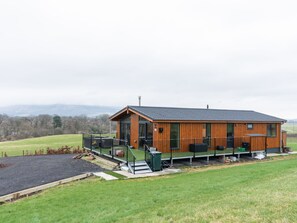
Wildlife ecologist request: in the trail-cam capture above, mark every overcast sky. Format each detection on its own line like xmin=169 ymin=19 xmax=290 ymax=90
xmin=1 ymin=1 xmax=297 ymax=118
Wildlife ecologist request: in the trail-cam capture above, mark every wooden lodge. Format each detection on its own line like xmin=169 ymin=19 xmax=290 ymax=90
xmin=110 ymin=106 xmax=287 ymax=154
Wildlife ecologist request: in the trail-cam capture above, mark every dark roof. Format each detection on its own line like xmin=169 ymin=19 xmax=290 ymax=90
xmin=125 ymin=106 xmax=286 ymax=123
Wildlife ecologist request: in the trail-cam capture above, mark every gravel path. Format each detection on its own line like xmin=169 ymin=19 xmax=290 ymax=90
xmin=0 ymin=154 xmax=103 ymax=196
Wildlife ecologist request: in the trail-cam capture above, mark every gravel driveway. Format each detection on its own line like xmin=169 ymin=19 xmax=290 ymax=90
xmin=0 ymin=154 xmax=103 ymax=196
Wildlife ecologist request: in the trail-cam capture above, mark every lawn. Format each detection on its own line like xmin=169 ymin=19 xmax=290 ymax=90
xmin=1 ymin=156 xmax=297 ymax=222
xmin=287 ymin=136 xmax=297 ymax=151
xmin=0 ymin=134 xmax=83 ymax=156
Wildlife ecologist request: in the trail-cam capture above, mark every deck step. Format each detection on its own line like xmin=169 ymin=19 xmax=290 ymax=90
xmin=134 ymin=169 xmax=153 ymax=174
xmin=130 ymin=163 xmax=149 ymax=167
xmin=133 ymin=166 xmax=151 ymax=171
xmin=128 ymin=161 xmax=152 ymax=174
xmin=129 ymin=161 xmax=147 ymax=165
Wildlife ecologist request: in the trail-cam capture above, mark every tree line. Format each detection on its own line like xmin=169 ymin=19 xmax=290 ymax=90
xmin=0 ymin=114 xmax=116 ymax=141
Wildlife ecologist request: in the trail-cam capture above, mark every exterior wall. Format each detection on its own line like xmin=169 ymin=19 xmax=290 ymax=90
xmin=211 ymin=123 xmax=227 ymax=149
xmin=116 ymin=121 xmax=120 ymax=139
xmin=180 ymin=123 xmax=204 ymax=152
xmin=152 ymin=122 xmax=283 ymax=153
xmin=116 ymin=113 xmax=283 ymax=152
xmin=234 ymin=123 xmax=266 ymax=151
xmin=234 ymin=123 xmax=281 ymax=151
xmin=266 ymin=123 xmax=281 ymax=149
xmin=250 ymin=136 xmax=266 ymax=151
xmin=153 ymin=123 xmax=171 ymax=153
xmin=130 ymin=114 xmax=139 ymax=149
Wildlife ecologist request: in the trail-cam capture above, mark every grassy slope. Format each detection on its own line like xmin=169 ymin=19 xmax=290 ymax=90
xmin=1 ymin=157 xmax=297 ymax=223
xmin=0 ymin=134 xmax=82 ymax=156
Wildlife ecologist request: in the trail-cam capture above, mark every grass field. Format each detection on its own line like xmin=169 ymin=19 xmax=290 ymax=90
xmin=0 ymin=134 xmax=83 ymax=156
xmin=283 ymin=122 xmax=297 ymax=134
xmin=287 ymin=136 xmax=297 ymax=151
xmin=1 ymin=156 xmax=297 ymax=222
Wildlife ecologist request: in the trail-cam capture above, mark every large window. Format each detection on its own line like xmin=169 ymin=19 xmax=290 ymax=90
xmin=267 ymin=124 xmax=276 ymax=137
xmin=138 ymin=122 xmax=153 ymax=148
xmin=120 ymin=116 xmax=131 ymax=145
xmin=203 ymin=123 xmax=211 ymax=147
xmin=120 ymin=123 xmax=130 ymax=144
xmin=170 ymin=123 xmax=180 ymax=149
xmin=227 ymin=124 xmax=234 ymax=137
xmin=227 ymin=123 xmax=234 ymax=148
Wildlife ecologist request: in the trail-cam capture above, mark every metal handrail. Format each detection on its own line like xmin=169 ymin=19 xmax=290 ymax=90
xmin=144 ymin=143 xmax=155 ymax=171
xmin=126 ymin=145 xmax=136 ymax=174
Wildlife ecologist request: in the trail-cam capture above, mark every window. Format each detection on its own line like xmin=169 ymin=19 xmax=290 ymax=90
xmin=206 ymin=123 xmax=211 ymax=138
xmin=227 ymin=124 xmax=234 ymax=137
xmin=170 ymin=123 xmax=180 ymax=149
xmin=203 ymin=123 xmax=211 ymax=147
xmin=267 ymin=124 xmax=276 ymax=137
xmin=120 ymin=116 xmax=131 ymax=145
xmin=227 ymin=124 xmax=234 ymax=148
xmin=247 ymin=123 xmax=253 ymax=130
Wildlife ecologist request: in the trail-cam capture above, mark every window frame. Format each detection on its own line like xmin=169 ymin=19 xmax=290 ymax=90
xmin=267 ymin=123 xmax=277 ymax=137
xmin=203 ymin=123 xmax=211 ymax=147
xmin=170 ymin=123 xmax=180 ymax=149
xmin=247 ymin=123 xmax=253 ymax=130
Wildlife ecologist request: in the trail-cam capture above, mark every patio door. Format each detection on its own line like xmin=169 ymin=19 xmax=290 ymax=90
xmin=120 ymin=123 xmax=131 ymax=145
xmin=139 ymin=122 xmax=153 ymax=148
xmin=227 ymin=124 xmax=234 ymax=148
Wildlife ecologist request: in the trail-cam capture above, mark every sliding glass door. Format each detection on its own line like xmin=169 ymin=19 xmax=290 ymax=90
xmin=139 ymin=121 xmax=153 ymax=148
xmin=120 ymin=117 xmax=131 ymax=145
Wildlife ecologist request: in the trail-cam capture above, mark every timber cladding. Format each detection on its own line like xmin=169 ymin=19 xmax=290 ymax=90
xmin=153 ymin=123 xmax=171 ymax=153
xmin=130 ymin=114 xmax=139 ymax=149
xmin=234 ymin=123 xmax=281 ymax=150
xmin=152 ymin=122 xmax=282 ymax=152
xmin=180 ymin=123 xmax=204 ymax=152
xmin=112 ymin=106 xmax=285 ymax=153
xmin=116 ymin=121 xmax=120 ymax=139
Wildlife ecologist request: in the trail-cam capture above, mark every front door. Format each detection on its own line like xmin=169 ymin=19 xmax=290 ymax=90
xmin=227 ymin=123 xmax=234 ymax=148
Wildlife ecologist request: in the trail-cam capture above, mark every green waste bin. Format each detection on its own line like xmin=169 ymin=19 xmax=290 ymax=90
xmin=150 ymin=151 xmax=162 ymax=171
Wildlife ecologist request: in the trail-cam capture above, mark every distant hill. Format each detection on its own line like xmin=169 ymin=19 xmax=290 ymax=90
xmin=0 ymin=104 xmax=119 ymax=117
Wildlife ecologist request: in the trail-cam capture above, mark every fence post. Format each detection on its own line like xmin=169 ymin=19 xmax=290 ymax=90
xmin=133 ymin=156 xmax=135 ymax=174
xmin=265 ymin=136 xmax=268 ymax=156
xmin=126 ymin=145 xmax=129 ymax=164
xmin=82 ymin=133 xmax=84 ymax=149
xmin=194 ymin=138 xmax=196 ymax=158
xmin=214 ymin=138 xmax=216 ymax=156
xmin=111 ymin=139 xmax=114 ymax=159
xmin=249 ymin=136 xmax=252 ymax=154
xmin=144 ymin=144 xmax=147 ymax=161
xmin=233 ymin=139 xmax=235 ymax=155
xmin=170 ymin=147 xmax=173 ymax=166
xmin=90 ymin=135 xmax=93 ymax=151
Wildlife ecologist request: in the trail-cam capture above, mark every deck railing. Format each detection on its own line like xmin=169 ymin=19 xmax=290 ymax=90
xmin=126 ymin=146 xmax=136 ymax=174
xmin=83 ymin=134 xmax=267 ymax=169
